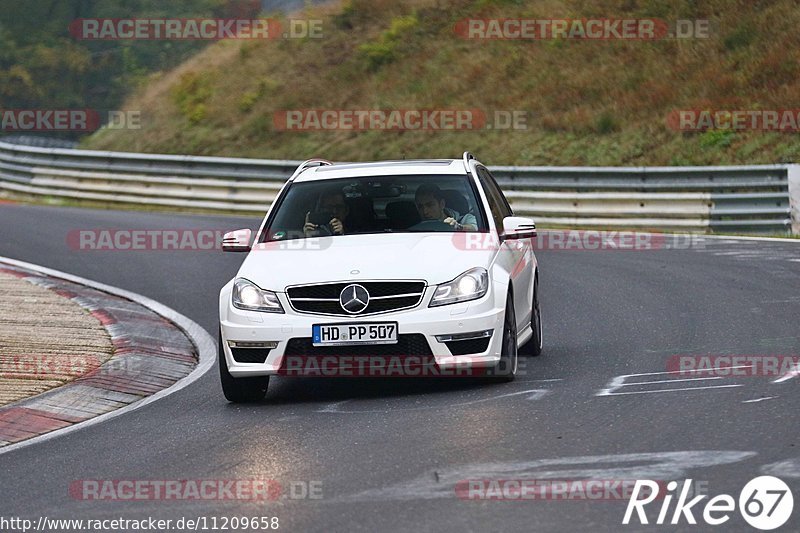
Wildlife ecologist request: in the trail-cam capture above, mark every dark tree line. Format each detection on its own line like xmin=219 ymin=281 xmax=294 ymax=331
xmin=0 ymin=0 xmax=260 ymax=119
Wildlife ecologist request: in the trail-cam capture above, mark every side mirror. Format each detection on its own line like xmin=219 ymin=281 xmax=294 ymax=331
xmin=501 ymin=216 xmax=536 ymax=241
xmin=222 ymin=229 xmax=252 ymax=252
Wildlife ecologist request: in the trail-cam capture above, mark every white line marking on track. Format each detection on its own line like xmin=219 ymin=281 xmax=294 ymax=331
xmin=600 ymin=384 xmax=743 ymax=396
xmin=338 ymin=450 xmax=757 ymax=502
xmin=742 ymin=397 xmax=778 ymax=403
xmin=596 ymin=367 xmax=751 ymax=396
xmin=633 ymin=376 xmax=724 ymax=385
xmin=761 ymin=458 xmax=800 ymax=478
xmin=773 ymin=362 xmax=799 ymax=383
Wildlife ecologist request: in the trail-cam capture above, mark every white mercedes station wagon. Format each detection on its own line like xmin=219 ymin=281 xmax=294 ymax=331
xmin=218 ymin=153 xmax=542 ymax=402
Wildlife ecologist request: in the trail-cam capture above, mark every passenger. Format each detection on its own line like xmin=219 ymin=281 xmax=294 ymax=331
xmin=414 ymin=184 xmax=477 ymax=231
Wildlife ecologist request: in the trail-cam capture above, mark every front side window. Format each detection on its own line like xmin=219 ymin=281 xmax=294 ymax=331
xmin=261 ymin=175 xmax=488 ymax=241
xmin=477 ymin=167 xmax=511 ymax=230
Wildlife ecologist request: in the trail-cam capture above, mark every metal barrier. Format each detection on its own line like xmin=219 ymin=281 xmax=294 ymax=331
xmin=1 ymin=140 xmax=797 ymax=234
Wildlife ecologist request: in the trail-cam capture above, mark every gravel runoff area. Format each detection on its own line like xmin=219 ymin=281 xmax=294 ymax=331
xmin=0 ymin=270 xmax=114 ymax=406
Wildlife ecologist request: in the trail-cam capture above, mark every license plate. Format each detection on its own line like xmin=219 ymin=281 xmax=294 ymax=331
xmin=312 ymin=322 xmax=398 ymax=346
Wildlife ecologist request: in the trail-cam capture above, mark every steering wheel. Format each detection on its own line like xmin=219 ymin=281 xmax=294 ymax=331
xmin=408 ymin=219 xmax=453 ymax=232
xmin=317 ymin=223 xmax=334 ymax=236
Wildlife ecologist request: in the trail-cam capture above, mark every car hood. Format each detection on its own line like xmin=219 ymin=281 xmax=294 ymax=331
xmin=238 ymin=232 xmax=496 ymax=291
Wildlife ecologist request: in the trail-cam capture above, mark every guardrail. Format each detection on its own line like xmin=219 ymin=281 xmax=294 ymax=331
xmin=1 ymin=140 xmax=797 ymax=234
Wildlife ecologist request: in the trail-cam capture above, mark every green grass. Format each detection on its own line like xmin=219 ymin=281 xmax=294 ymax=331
xmin=81 ymin=0 xmax=800 ymax=166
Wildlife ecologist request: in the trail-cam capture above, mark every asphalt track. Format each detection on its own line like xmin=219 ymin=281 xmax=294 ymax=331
xmin=0 ymin=203 xmax=798 ymax=532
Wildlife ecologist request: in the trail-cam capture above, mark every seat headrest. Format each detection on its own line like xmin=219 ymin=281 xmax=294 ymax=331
xmin=385 ymin=201 xmax=421 ymax=230
xmin=440 ymin=189 xmax=469 ymax=216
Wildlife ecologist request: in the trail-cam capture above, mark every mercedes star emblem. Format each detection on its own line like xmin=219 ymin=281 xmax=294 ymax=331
xmin=340 ymin=284 xmax=369 ymax=314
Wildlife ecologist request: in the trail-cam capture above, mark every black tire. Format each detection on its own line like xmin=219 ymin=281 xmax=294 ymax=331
xmin=522 ymin=276 xmax=543 ymax=357
xmin=487 ymin=292 xmax=518 ymax=382
xmin=219 ymin=329 xmax=269 ymax=403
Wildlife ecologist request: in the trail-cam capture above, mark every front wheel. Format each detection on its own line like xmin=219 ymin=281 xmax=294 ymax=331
xmin=219 ymin=329 xmax=269 ymax=403
xmin=487 ymin=292 xmax=517 ymax=382
xmin=522 ymin=277 xmax=543 ymax=357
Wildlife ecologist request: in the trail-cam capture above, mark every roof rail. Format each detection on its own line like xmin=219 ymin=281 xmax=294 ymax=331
xmin=289 ymin=158 xmax=332 ymax=180
xmin=462 ymin=151 xmax=476 ymax=173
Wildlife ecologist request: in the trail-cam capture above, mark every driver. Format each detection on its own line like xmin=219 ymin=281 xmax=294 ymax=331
xmin=414 ymin=184 xmax=477 ymax=231
xmin=303 ymin=190 xmax=349 ymax=237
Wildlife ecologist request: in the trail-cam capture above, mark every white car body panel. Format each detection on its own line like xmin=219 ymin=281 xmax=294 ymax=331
xmin=238 ymin=233 xmax=497 ymax=289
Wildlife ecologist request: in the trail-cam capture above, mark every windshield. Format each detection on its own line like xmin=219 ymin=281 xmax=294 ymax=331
xmin=262 ymin=174 xmax=488 ymax=241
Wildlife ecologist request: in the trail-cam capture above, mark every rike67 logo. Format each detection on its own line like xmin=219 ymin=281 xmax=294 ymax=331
xmin=623 ymin=476 xmax=794 ymax=530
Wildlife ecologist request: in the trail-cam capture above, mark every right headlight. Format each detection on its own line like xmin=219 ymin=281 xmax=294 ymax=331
xmin=429 ymin=267 xmax=489 ymax=307
xmin=232 ymin=278 xmax=284 ymax=313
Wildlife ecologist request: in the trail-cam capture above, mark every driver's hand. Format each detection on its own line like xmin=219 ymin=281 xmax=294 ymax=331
xmin=303 ymin=212 xmax=318 ymax=234
xmin=443 ymin=217 xmax=464 ymax=231
xmin=330 ymin=218 xmax=344 ymax=235
xmin=444 ymin=216 xmax=464 ymax=228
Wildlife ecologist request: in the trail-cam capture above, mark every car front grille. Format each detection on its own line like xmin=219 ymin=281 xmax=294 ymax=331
xmin=286 ymin=281 xmax=425 ymax=316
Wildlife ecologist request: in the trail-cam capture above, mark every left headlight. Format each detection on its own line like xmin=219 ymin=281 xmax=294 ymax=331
xmin=429 ymin=267 xmax=489 ymax=307
xmin=232 ymin=278 xmax=284 ymax=313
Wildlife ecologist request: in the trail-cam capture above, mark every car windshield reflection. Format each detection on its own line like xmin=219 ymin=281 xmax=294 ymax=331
xmin=264 ymin=175 xmax=487 ymax=241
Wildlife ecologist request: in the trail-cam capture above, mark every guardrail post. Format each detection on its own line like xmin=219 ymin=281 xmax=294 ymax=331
xmin=789 ymin=164 xmax=800 ymax=235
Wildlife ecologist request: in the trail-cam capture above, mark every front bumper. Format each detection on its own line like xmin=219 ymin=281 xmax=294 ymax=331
xmin=219 ymin=284 xmax=506 ymax=377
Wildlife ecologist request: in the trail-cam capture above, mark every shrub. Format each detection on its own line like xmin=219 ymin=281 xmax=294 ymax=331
xmin=171 ymin=72 xmax=213 ymax=124
xmin=358 ymin=13 xmax=419 ymax=71
xmin=699 ymin=129 xmax=734 ymax=149
xmin=595 ymin=112 xmax=620 ymax=134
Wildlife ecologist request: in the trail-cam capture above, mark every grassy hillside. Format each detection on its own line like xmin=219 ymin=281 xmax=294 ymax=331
xmin=83 ymin=0 xmax=800 ymax=166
